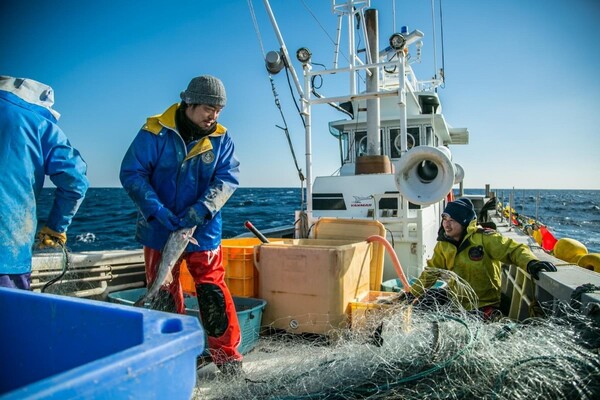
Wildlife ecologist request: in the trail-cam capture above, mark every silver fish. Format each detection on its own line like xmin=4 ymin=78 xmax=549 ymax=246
xmin=134 ymin=226 xmax=198 ymax=307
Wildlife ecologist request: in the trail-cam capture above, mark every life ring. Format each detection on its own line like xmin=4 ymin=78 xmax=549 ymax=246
xmin=553 ymin=238 xmax=588 ymax=264
xmin=577 ymin=253 xmax=600 ymax=273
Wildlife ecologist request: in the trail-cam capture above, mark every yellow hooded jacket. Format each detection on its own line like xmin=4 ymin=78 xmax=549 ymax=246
xmin=412 ymin=219 xmax=537 ymax=310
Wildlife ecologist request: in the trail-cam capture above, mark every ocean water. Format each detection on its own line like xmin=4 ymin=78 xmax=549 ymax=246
xmin=35 ymin=188 xmax=600 ymax=254
xmin=35 ymin=187 xmax=301 ymax=252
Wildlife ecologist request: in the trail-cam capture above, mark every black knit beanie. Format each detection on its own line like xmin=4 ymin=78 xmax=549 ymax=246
xmin=442 ymin=198 xmax=476 ymax=226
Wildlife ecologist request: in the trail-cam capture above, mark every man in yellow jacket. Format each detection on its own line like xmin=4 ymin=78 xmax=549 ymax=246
xmin=410 ymin=198 xmax=556 ymax=318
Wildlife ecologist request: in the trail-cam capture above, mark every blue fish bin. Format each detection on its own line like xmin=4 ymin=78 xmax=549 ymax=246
xmin=107 ymin=288 xmax=266 ymax=356
xmin=0 ymin=287 xmax=204 ymax=400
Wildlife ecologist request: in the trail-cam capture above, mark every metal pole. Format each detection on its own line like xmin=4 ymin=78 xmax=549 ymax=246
xmin=303 ymin=63 xmax=313 ymax=221
xmin=509 ymin=188 xmax=514 ymax=230
xmin=262 ymin=0 xmax=304 ymax=97
xmin=536 ymin=190 xmax=539 ymax=222
xmin=365 ymin=9 xmax=381 ymax=156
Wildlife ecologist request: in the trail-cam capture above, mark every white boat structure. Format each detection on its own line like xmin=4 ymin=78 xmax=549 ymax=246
xmin=28 ymin=1 xmax=599 ymax=398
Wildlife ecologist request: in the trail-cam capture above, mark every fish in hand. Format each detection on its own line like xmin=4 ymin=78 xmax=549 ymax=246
xmin=134 ymin=226 xmax=198 ymax=307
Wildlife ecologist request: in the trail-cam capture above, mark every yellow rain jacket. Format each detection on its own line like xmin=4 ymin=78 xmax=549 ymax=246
xmin=412 ymin=220 xmax=537 ymax=310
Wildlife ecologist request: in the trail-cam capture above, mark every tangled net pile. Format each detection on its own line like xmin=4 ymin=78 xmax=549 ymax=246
xmin=196 ymin=272 xmax=600 ymax=399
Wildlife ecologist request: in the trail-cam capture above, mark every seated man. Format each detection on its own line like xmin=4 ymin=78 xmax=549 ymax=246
xmin=410 ymin=198 xmax=556 ymax=319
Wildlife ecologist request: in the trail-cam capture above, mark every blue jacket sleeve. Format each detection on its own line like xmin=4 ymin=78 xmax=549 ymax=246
xmin=119 ymin=129 xmax=168 ymax=220
xmin=42 ymin=123 xmax=89 ymax=233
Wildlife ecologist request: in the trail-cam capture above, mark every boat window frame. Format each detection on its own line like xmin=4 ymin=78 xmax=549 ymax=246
xmin=348 ymin=129 xmax=384 ymax=162
xmin=389 ymin=125 xmax=421 ymax=159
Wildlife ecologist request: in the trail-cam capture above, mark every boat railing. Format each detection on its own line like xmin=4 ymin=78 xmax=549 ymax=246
xmin=31 ymin=250 xmax=146 ymax=299
xmin=490 ymin=209 xmax=600 ymax=323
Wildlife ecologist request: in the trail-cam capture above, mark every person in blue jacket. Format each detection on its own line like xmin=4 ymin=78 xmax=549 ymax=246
xmin=0 ymin=76 xmax=89 ymax=290
xmin=120 ymin=75 xmax=242 ymax=374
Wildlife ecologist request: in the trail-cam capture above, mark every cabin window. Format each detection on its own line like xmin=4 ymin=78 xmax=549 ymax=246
xmin=353 ymin=130 xmax=383 ymax=160
xmin=390 ymin=126 xmax=420 ymax=158
xmin=341 ymin=131 xmax=350 ymax=162
xmin=355 ymin=131 xmax=368 ymax=158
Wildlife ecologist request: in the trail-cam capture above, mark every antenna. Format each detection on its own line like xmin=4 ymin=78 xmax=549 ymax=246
xmin=431 ymin=0 xmax=438 ymax=81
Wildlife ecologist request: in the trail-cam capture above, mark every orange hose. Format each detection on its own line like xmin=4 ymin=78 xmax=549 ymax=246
xmin=366 ymin=235 xmax=411 ymax=293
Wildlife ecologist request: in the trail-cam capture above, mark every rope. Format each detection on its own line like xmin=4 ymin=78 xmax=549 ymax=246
xmin=41 ymin=242 xmax=71 ymax=292
xmin=271 ymin=77 xmax=304 ymax=184
xmin=247 ymin=1 xmax=305 ymax=188
xmin=570 ymin=283 xmax=600 ymax=310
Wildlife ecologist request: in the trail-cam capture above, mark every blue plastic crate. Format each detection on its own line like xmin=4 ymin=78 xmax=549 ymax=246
xmin=108 ymin=288 xmax=266 ymax=355
xmin=0 ymin=287 xmax=204 ymax=400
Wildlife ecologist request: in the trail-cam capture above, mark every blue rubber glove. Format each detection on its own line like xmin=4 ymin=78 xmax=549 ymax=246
xmin=527 ymin=260 xmax=557 ymax=280
xmin=153 ymin=207 xmax=179 ymax=231
xmin=178 ymin=206 xmax=210 ymax=229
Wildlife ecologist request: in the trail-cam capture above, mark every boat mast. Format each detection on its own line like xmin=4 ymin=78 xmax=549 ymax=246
xmin=262 ymin=0 xmax=408 ymax=223
xmin=365 ymin=8 xmax=381 ymax=156
xmin=262 ymin=0 xmax=313 ymax=220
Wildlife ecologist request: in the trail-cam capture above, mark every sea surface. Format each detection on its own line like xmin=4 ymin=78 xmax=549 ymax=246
xmin=35 ymin=188 xmax=600 ymax=254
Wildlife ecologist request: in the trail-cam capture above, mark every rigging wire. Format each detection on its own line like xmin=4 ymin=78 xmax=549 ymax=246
xmin=272 ymin=76 xmax=305 ymax=184
xmin=299 ymin=0 xmax=350 ymax=65
xmin=284 ymin=65 xmax=306 ymax=128
xmin=247 ymin=0 xmax=306 ymax=216
xmin=439 ymin=0 xmax=446 ymax=87
xmin=392 ymin=0 xmax=396 ymax=32
xmin=247 ymin=0 xmax=266 ymax=58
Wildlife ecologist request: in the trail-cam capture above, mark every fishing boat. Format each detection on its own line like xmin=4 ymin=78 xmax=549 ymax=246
xmin=15 ymin=0 xmax=600 ymax=398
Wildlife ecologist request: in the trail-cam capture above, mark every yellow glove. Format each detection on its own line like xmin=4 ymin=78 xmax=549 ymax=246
xmin=36 ymin=226 xmax=67 ymax=249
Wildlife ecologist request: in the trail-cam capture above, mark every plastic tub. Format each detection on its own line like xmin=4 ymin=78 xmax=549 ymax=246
xmin=180 ymin=237 xmax=284 ymax=297
xmin=347 ymin=290 xmax=402 ymax=330
xmin=0 ymin=287 xmax=203 ymax=400
xmin=381 ymin=277 xmax=447 ymax=292
xmin=108 ymin=288 xmax=266 ymax=355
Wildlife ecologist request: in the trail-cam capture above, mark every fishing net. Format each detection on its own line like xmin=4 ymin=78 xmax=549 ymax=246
xmin=195 ymin=271 xmax=600 ymax=399
xmin=30 ymin=245 xmax=146 ymax=300
xmin=30 ymin=246 xmax=99 ymax=297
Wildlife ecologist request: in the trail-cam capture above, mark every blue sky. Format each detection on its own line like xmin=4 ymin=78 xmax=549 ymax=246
xmin=2 ymin=0 xmax=599 ymax=189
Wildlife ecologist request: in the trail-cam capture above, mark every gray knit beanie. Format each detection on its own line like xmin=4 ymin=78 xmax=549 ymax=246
xmin=180 ymin=75 xmax=226 ymax=107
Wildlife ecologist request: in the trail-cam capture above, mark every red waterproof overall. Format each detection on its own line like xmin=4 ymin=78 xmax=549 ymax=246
xmin=144 ymin=246 xmax=242 ymax=365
